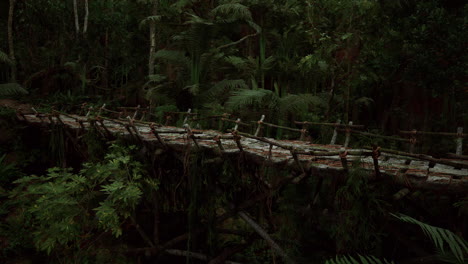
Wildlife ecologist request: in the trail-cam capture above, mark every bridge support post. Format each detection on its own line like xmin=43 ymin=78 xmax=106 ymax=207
xmin=183 ymin=124 xmax=199 ymax=149
xmin=150 ymin=123 xmax=167 ymax=149
xmin=213 ymin=135 xmax=224 ymax=151
xmin=339 ymin=151 xmax=349 ymax=173
xmin=232 ymin=131 xmax=243 ymax=152
xmin=372 ymin=146 xmax=381 ymax=179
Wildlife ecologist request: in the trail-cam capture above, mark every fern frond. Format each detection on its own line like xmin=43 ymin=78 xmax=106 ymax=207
xmin=226 ymin=88 xmax=277 ymax=110
xmin=224 ymin=56 xmax=247 ymax=68
xmin=247 ymin=20 xmax=262 ymax=33
xmin=144 ymin=83 xmax=173 ymax=104
xmin=139 ymin=15 xmax=162 ymax=29
xmin=147 ymin=74 xmax=167 ymax=83
xmin=212 ymin=3 xmax=253 ymax=23
xmin=278 ymin=94 xmax=326 ymax=118
xmin=0 ymin=83 xmax=28 ymax=96
xmin=325 ymin=255 xmax=394 ymax=264
xmin=0 ymin=51 xmax=12 ymax=65
xmin=202 ymin=79 xmax=247 ymax=102
xmin=392 ymin=213 xmax=468 ymax=264
xmin=261 ymin=56 xmax=276 ymax=71
xmin=154 ymin=49 xmax=189 ymax=66
xmin=185 ymin=14 xmax=214 ymax=26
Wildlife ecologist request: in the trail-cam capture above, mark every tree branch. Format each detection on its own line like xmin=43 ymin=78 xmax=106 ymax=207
xmin=238 ymin=211 xmax=296 ymax=264
xmin=216 ymin=33 xmax=259 ymax=50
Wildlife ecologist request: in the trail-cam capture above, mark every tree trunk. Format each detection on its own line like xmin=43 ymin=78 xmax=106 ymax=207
xmin=148 ymin=0 xmax=158 ymax=76
xmin=8 ymin=0 xmax=17 ymax=82
xmin=73 ymin=0 xmax=80 ymax=34
xmin=83 ymin=0 xmax=89 ymax=35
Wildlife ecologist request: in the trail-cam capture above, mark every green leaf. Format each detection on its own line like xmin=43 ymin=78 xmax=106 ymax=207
xmin=0 ymin=50 xmax=12 ymax=65
xmin=392 ymin=213 xmax=468 ymax=263
xmin=0 ymin=83 xmax=28 ymax=96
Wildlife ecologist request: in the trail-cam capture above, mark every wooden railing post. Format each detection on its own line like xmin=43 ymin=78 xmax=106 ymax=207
xmin=86 ymin=106 xmax=93 ymax=117
xmin=456 ymin=127 xmax=463 ymax=155
xmin=182 ymin=108 xmax=191 ymax=126
xmin=132 ymin=105 xmax=141 ymax=120
xmin=299 ymin=122 xmax=307 ymax=141
xmin=97 ymin=103 xmax=106 ymax=116
xmin=330 ymin=119 xmax=341 ymax=145
xmin=233 ymin=118 xmax=241 ymax=131
xmin=344 ymin=121 xmax=353 ymax=148
xmin=409 ymin=129 xmax=417 ymax=154
xmin=254 ymin=115 xmax=265 ymax=137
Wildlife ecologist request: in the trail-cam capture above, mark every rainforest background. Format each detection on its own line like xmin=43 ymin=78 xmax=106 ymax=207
xmin=0 ymin=0 xmax=467 ymax=263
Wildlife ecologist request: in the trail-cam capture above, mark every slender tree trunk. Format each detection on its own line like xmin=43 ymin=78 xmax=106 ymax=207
xmin=73 ymin=0 xmax=80 ymax=34
xmin=8 ymin=0 xmax=17 ymax=82
xmin=148 ymin=0 xmax=158 ymax=76
xmin=83 ymin=0 xmax=89 ymax=35
xmin=103 ymin=29 xmax=109 ymax=90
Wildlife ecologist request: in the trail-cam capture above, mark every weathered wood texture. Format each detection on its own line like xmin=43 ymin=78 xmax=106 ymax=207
xmin=16 ymin=112 xmax=468 ymax=193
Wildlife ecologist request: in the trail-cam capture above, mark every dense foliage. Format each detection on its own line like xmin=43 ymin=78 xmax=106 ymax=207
xmin=0 ymin=0 xmax=467 ymax=263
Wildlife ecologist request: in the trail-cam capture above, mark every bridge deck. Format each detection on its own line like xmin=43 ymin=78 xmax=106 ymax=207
xmin=11 ymin=111 xmax=468 ymax=192
xmin=17 ymin=113 xmax=468 ymax=192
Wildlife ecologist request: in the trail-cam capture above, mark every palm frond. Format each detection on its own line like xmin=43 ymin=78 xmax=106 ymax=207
xmin=392 ymin=213 xmax=468 ymax=264
xmin=154 ymin=49 xmax=189 ymax=66
xmin=325 ymin=255 xmax=395 ymax=264
xmin=212 ymin=3 xmax=253 ymax=23
xmin=226 ymin=88 xmax=277 ymax=110
xmin=0 ymin=51 xmax=12 ymax=65
xmin=0 ymin=83 xmax=29 ymax=96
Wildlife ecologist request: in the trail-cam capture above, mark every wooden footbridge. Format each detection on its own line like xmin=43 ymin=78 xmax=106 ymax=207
xmin=10 ymin=102 xmax=468 ymax=193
